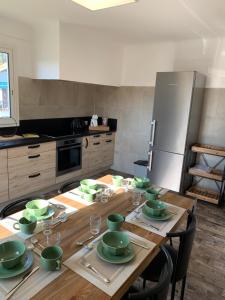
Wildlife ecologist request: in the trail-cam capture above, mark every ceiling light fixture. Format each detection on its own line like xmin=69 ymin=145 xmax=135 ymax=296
xmin=71 ymin=0 xmax=137 ymax=11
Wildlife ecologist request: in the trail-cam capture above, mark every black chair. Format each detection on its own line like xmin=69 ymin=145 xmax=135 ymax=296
xmin=0 ymin=197 xmax=34 ymax=219
xmin=58 ymin=180 xmax=79 ymax=194
xmin=141 ymin=210 xmax=196 ymax=300
xmin=124 ymin=245 xmax=173 ymax=300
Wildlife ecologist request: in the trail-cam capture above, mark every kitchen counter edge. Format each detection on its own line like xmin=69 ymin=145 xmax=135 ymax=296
xmin=0 ymin=130 xmax=116 ymax=150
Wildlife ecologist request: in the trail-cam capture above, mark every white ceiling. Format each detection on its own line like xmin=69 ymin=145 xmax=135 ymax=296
xmin=1 ymin=0 xmax=225 ymax=42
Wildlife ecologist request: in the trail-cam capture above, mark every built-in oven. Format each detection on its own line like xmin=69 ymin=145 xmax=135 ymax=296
xmin=56 ymin=137 xmax=82 ymax=176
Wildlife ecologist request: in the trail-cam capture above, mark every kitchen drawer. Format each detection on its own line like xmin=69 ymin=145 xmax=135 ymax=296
xmin=89 ymin=134 xmax=103 ymax=141
xmin=8 ymin=142 xmax=56 ymax=158
xmin=9 ymin=168 xmax=56 ymax=199
xmin=88 ymin=140 xmax=103 ymax=152
xmin=0 ymin=173 xmax=9 ymax=203
xmin=102 ymin=132 xmax=115 ymax=141
xmin=0 ymin=149 xmax=7 ymax=175
xmin=8 ymin=150 xmax=56 ymax=179
xmin=103 ymin=141 xmax=115 ymax=153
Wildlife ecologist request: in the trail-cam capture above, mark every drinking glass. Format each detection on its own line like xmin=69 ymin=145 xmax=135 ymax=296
xmin=123 ymin=179 xmax=133 ymax=192
xmin=132 ymin=191 xmax=142 ymax=207
xmin=48 ymin=232 xmax=61 ymax=246
xmin=42 ymin=220 xmax=53 ymax=246
xmin=90 ymin=215 xmax=101 ymax=235
xmin=102 ymin=188 xmax=113 ymax=203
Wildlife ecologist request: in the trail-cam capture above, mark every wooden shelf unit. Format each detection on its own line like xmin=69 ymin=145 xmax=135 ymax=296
xmin=192 ymin=144 xmax=225 ymax=157
xmin=188 ymin=167 xmax=223 ymax=182
xmin=186 ymin=143 xmax=225 ymax=206
xmin=186 ymin=186 xmax=219 ymax=205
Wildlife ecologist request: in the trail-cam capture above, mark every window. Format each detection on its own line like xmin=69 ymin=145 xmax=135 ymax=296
xmin=0 ymin=48 xmax=19 ymax=127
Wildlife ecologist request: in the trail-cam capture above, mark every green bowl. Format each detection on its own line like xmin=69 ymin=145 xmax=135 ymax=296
xmin=133 ymin=177 xmax=150 ymax=188
xmin=144 ymin=200 xmax=167 ymax=217
xmin=145 ymin=188 xmax=159 ymax=201
xmin=79 ymin=186 xmax=98 ymax=202
xmin=0 ymin=240 xmax=26 ymax=269
xmin=112 ymin=176 xmax=124 ymax=187
xmin=80 ymin=179 xmax=98 ymax=190
xmin=102 ymin=231 xmax=130 ymax=256
xmin=26 ymin=199 xmax=49 ymax=217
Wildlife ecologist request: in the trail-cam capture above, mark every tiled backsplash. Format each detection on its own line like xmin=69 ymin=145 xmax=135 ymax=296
xmin=18 ymin=77 xmax=96 ymax=119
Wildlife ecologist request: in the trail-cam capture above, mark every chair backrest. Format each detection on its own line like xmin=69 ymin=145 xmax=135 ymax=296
xmin=128 ymin=245 xmax=173 ymax=300
xmin=175 ymin=210 xmax=196 ymax=281
xmin=0 ymin=197 xmax=33 ymax=219
xmin=58 ymin=180 xmax=79 ymax=194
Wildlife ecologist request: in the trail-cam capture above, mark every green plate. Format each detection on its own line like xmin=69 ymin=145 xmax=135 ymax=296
xmin=96 ymin=241 xmax=135 ymax=264
xmin=0 ymin=251 xmax=34 ymax=279
xmin=23 ymin=206 xmax=55 ymax=221
xmin=142 ymin=206 xmax=173 ymax=221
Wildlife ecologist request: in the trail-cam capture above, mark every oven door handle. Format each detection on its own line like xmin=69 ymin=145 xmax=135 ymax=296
xmin=58 ymin=145 xmax=81 ymax=151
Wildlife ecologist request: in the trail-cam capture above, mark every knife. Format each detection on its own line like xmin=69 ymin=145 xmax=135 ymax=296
xmin=129 ymin=238 xmax=150 ymax=249
xmin=5 ymin=266 xmax=40 ymax=299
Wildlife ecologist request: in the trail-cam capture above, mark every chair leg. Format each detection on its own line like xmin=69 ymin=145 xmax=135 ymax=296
xmin=180 ymin=276 xmax=187 ymax=300
xmin=143 ymin=279 xmax=146 ymax=289
xmin=171 ymin=280 xmax=176 ymax=300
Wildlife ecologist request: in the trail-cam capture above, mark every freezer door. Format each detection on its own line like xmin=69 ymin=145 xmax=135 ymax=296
xmin=148 ymin=150 xmax=184 ymax=192
xmin=152 ymin=72 xmax=195 ymax=154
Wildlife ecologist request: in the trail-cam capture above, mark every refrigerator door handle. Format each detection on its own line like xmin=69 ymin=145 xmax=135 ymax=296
xmin=147 ymin=151 xmax=153 ymax=171
xmin=149 ymin=120 xmax=156 ymax=146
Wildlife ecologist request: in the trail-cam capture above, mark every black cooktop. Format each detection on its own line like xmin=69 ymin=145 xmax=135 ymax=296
xmin=45 ymin=131 xmax=82 ymax=140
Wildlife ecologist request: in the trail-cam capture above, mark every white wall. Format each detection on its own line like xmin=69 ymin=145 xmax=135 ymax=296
xmin=121 ymin=37 xmax=225 ymax=88
xmin=0 ymin=16 xmax=33 ymax=78
xmin=32 ymin=21 xmax=60 ymax=79
xmin=60 ymin=23 xmax=123 ymax=86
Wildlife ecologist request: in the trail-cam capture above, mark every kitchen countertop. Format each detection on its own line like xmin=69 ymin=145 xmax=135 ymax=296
xmin=0 ymin=130 xmax=115 ymax=150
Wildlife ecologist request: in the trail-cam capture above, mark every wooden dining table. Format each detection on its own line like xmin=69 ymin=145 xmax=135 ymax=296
xmin=0 ymin=175 xmax=193 ymax=300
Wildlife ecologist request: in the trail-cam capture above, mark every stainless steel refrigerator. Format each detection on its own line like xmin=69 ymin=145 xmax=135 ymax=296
xmin=148 ymin=71 xmax=205 ymax=193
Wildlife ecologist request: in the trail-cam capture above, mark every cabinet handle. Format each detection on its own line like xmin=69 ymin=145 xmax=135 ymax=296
xmin=28 ymin=173 xmax=41 ymax=178
xmin=93 ymin=142 xmax=100 ymax=145
xmin=85 ymin=138 xmax=88 ymax=149
xmin=106 ymin=133 xmax=112 ymax=136
xmin=147 ymin=151 xmax=153 ymax=171
xmin=105 ymin=140 xmax=112 ymax=143
xmin=28 ymin=154 xmax=40 ymax=159
xmin=28 ymin=145 xmax=40 ymax=149
xmin=149 ymin=120 xmax=156 ymax=147
xmin=93 ymin=135 xmax=100 ymax=138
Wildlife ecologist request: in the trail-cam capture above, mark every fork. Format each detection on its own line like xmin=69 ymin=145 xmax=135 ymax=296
xmin=81 ymin=259 xmax=110 ymax=283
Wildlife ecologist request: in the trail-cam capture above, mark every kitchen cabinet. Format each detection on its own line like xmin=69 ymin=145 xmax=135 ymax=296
xmin=0 ymin=150 xmax=9 ymax=203
xmin=83 ymin=132 xmax=115 ymax=173
xmin=8 ymin=142 xmax=56 ymax=199
xmin=8 ymin=142 xmax=56 ymax=158
xmin=0 ymin=132 xmax=115 ymax=203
